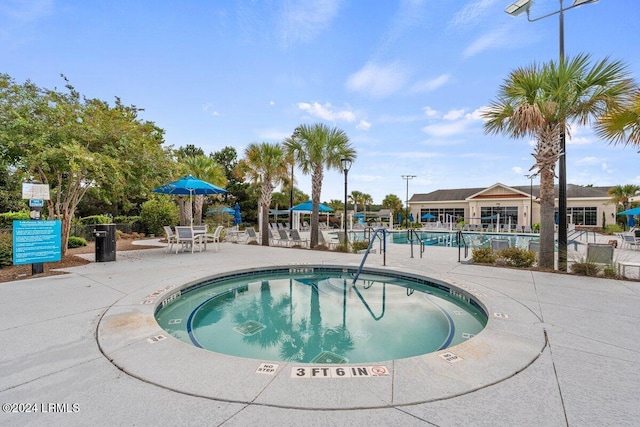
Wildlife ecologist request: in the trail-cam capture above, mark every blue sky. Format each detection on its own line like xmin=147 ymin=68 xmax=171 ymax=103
xmin=2 ymin=0 xmax=639 ymax=204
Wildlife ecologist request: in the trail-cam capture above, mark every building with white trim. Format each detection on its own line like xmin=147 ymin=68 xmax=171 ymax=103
xmin=408 ymin=183 xmax=615 ymax=229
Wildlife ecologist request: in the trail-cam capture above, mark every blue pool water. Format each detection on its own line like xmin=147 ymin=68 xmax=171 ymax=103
xmin=155 ymin=267 xmax=487 ymax=364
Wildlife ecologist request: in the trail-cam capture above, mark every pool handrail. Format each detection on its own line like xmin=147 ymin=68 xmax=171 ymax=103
xmin=352 ymin=228 xmax=387 ymax=285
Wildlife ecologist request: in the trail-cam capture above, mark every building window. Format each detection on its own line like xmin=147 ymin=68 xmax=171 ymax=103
xmin=420 ymin=208 xmax=464 ymax=223
xmin=480 ymin=206 xmax=518 ymax=226
xmin=568 ymin=207 xmax=597 ymax=226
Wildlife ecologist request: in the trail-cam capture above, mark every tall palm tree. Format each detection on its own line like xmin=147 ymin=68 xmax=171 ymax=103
xmin=284 ymin=123 xmax=356 ymax=248
xmin=183 ymin=155 xmax=227 ymax=225
xmin=349 ymin=190 xmax=364 ymax=216
xmin=236 ymin=142 xmax=289 ymax=245
xmin=382 ymin=194 xmax=403 ymax=226
xmin=596 ymin=88 xmax=640 ymax=147
xmin=483 ymin=54 xmax=633 ymax=269
xmin=361 ymin=193 xmax=373 ymax=222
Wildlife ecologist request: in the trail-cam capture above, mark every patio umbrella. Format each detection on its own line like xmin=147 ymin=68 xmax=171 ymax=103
xmin=233 ymin=202 xmax=242 ymax=226
xmin=152 ymin=175 xmax=227 ymax=225
xmin=421 ymin=213 xmax=436 ymax=220
xmin=291 ymin=200 xmax=333 ymax=212
xmin=409 ymin=213 xmax=414 ymax=223
xmin=618 ymin=206 xmax=640 ymax=216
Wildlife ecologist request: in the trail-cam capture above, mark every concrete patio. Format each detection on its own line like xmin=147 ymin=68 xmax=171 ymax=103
xmin=1 ymin=233 xmax=638 ymax=426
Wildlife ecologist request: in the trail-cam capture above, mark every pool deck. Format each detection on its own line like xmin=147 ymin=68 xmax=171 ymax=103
xmin=1 ymin=233 xmax=639 ymax=426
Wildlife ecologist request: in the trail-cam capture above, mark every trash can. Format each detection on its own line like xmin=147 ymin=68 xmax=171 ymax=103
xmin=94 ymin=224 xmax=116 ymax=262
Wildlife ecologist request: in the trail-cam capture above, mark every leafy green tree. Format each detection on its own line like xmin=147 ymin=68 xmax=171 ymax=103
xmin=183 ymin=155 xmax=227 ymax=225
xmin=382 ymin=194 xmax=403 ymax=226
xmin=284 ymin=123 xmax=356 ymax=247
xmin=140 ymin=197 xmax=179 ymax=237
xmin=0 ymin=74 xmax=172 ymax=254
xmin=236 ymin=143 xmax=289 ymax=245
xmin=483 ymin=54 xmax=633 ymax=270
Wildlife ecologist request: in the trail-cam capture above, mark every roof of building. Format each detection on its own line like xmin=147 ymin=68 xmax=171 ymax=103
xmin=409 ymin=184 xmax=612 ymax=202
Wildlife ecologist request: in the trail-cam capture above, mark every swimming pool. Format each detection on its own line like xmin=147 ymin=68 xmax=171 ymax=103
xmin=349 ymin=229 xmax=539 ymax=249
xmin=155 ymin=266 xmax=487 ymax=364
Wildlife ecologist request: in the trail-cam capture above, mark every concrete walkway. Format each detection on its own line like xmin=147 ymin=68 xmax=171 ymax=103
xmin=1 ymin=235 xmax=638 ymax=426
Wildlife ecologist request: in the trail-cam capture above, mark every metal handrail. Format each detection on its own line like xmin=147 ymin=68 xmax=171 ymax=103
xmin=457 ymin=230 xmax=469 ymax=262
xmin=352 ymin=228 xmax=387 ymax=285
xmin=406 ymin=228 xmax=425 ymax=258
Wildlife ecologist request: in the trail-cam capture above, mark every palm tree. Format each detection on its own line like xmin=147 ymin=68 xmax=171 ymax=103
xmin=236 ymin=143 xmax=289 ymax=245
xmin=382 ymin=194 xmax=403 ymax=226
xmin=596 ymin=88 xmax=640 ymax=147
xmin=608 ymin=184 xmax=640 ymax=228
xmin=483 ymin=54 xmax=633 ymax=270
xmin=361 ymin=193 xmax=373 ymax=222
xmin=349 ymin=190 xmax=364 ymax=216
xmin=284 ymin=123 xmax=356 ymax=248
xmin=183 ymin=155 xmax=227 ymax=225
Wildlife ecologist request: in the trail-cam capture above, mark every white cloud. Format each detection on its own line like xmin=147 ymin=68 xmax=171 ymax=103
xmin=412 ymin=74 xmax=450 ymax=93
xmin=450 ymin=0 xmax=498 ymax=28
xmin=575 ymin=156 xmax=600 ymax=165
xmin=443 ymin=109 xmax=465 ymax=120
xmin=423 ymin=106 xmax=439 ymax=118
xmin=512 ymin=166 xmax=524 ymax=174
xmin=269 ymin=101 xmax=275 ymax=106
xmin=345 ymin=61 xmax=410 ymax=98
xmin=462 ymin=25 xmax=512 ymax=58
xmin=357 ymin=119 xmax=371 ymax=131
xmin=278 ymin=0 xmax=341 ymax=46
xmin=422 ymin=121 xmax=472 ymax=137
xmin=297 ymin=101 xmax=356 ymax=122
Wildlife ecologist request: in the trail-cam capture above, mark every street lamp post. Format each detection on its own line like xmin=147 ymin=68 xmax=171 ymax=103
xmin=402 ymin=175 xmax=416 ymax=229
xmin=505 ymin=0 xmax=598 ymax=271
xmin=341 ymin=158 xmax=352 ymax=246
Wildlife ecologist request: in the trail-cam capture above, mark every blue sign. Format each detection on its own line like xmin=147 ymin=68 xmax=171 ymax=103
xmin=29 ymin=199 xmax=44 ymax=207
xmin=12 ymin=220 xmax=62 ymax=265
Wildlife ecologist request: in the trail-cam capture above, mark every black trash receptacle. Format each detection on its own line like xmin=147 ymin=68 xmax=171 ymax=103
xmin=94 ymin=224 xmax=116 ymax=262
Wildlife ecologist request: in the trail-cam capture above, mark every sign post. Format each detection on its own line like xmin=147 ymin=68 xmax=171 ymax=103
xmin=21 ymin=182 xmax=52 ymax=275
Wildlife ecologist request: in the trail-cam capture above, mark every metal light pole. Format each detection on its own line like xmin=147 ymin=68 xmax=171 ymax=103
xmin=505 ymin=0 xmax=598 ymax=271
xmin=402 ymin=175 xmax=416 ymax=228
xmin=341 ymin=158 xmax=352 ymax=245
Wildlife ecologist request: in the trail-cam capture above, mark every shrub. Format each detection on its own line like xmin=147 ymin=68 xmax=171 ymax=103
xmin=602 ymin=264 xmax=619 ymax=279
xmin=79 ymin=215 xmax=111 ymax=225
xmin=496 ymin=247 xmax=536 ymax=268
xmin=0 ymin=232 xmax=13 ymax=268
xmin=140 ymin=198 xmax=179 ymax=237
xmin=570 ymin=260 xmax=601 ymax=276
xmin=0 ymin=210 xmax=30 ymax=228
xmin=67 ymin=236 xmax=88 ymax=248
xmin=472 ymin=247 xmax=496 ymax=264
xmin=350 ymin=241 xmax=369 ymax=253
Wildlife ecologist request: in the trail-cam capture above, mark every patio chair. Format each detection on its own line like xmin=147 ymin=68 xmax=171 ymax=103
xmin=202 ymin=225 xmax=223 ymax=251
xmin=318 ymin=231 xmax=338 ymax=249
xmin=163 ymin=226 xmax=177 ymax=253
xmin=290 ymin=229 xmax=309 ymax=248
xmin=622 ymin=234 xmax=639 ymax=250
xmin=490 ymin=238 xmax=510 ymax=251
xmin=277 ymin=229 xmax=292 ymax=246
xmin=586 ymin=243 xmax=614 ymax=264
xmin=523 ymin=224 xmax=532 ymax=233
xmin=245 ymin=227 xmax=258 ymax=244
xmin=174 ymin=226 xmax=204 ymax=254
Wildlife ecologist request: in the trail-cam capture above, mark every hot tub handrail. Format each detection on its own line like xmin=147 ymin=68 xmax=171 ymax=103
xmin=352 ymin=228 xmax=387 ymax=285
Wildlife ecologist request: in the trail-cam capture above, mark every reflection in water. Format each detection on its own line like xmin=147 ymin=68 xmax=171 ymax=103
xmin=159 ymin=272 xmax=487 ymax=364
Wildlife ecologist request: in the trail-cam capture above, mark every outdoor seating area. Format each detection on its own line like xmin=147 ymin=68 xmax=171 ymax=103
xmin=162 ymin=224 xmax=225 ymax=253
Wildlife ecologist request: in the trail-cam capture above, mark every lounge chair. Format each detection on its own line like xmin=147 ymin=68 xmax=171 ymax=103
xmin=245 ymin=227 xmax=258 ymax=244
xmin=163 ymin=226 xmax=177 ymax=253
xmin=490 ymin=238 xmax=510 ymax=251
xmin=289 ymin=229 xmax=308 ymax=247
xmin=276 ymin=229 xmax=292 ymax=246
xmin=622 ymin=234 xmax=639 ymax=250
xmin=174 ymin=226 xmax=204 ymax=254
xmin=318 ymin=231 xmax=338 ymax=249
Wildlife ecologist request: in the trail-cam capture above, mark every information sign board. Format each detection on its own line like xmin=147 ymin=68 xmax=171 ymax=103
xmin=22 ymin=183 xmax=50 ymax=200
xmin=12 ymin=220 xmax=62 ymax=265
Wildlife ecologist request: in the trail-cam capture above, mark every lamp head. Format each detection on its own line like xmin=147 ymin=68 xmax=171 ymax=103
xmin=341 ymin=158 xmax=352 ymax=173
xmin=505 ymin=0 xmax=532 ymax=16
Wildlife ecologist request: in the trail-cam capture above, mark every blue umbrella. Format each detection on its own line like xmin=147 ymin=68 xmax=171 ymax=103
xmin=618 ymin=206 xmax=640 ymax=216
xmin=397 ymin=213 xmax=403 ymax=224
xmin=152 ymin=175 xmax=227 ymax=196
xmin=233 ymin=202 xmax=242 ymax=226
xmin=153 ymin=175 xmax=227 ymax=225
xmin=421 ymin=213 xmax=436 ymax=220
xmin=628 ymin=215 xmax=635 ymax=228
xmin=409 ymin=213 xmax=414 ymax=223
xmin=206 ymin=207 xmax=235 ymax=215
xmin=291 ymin=200 xmax=333 ymax=212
